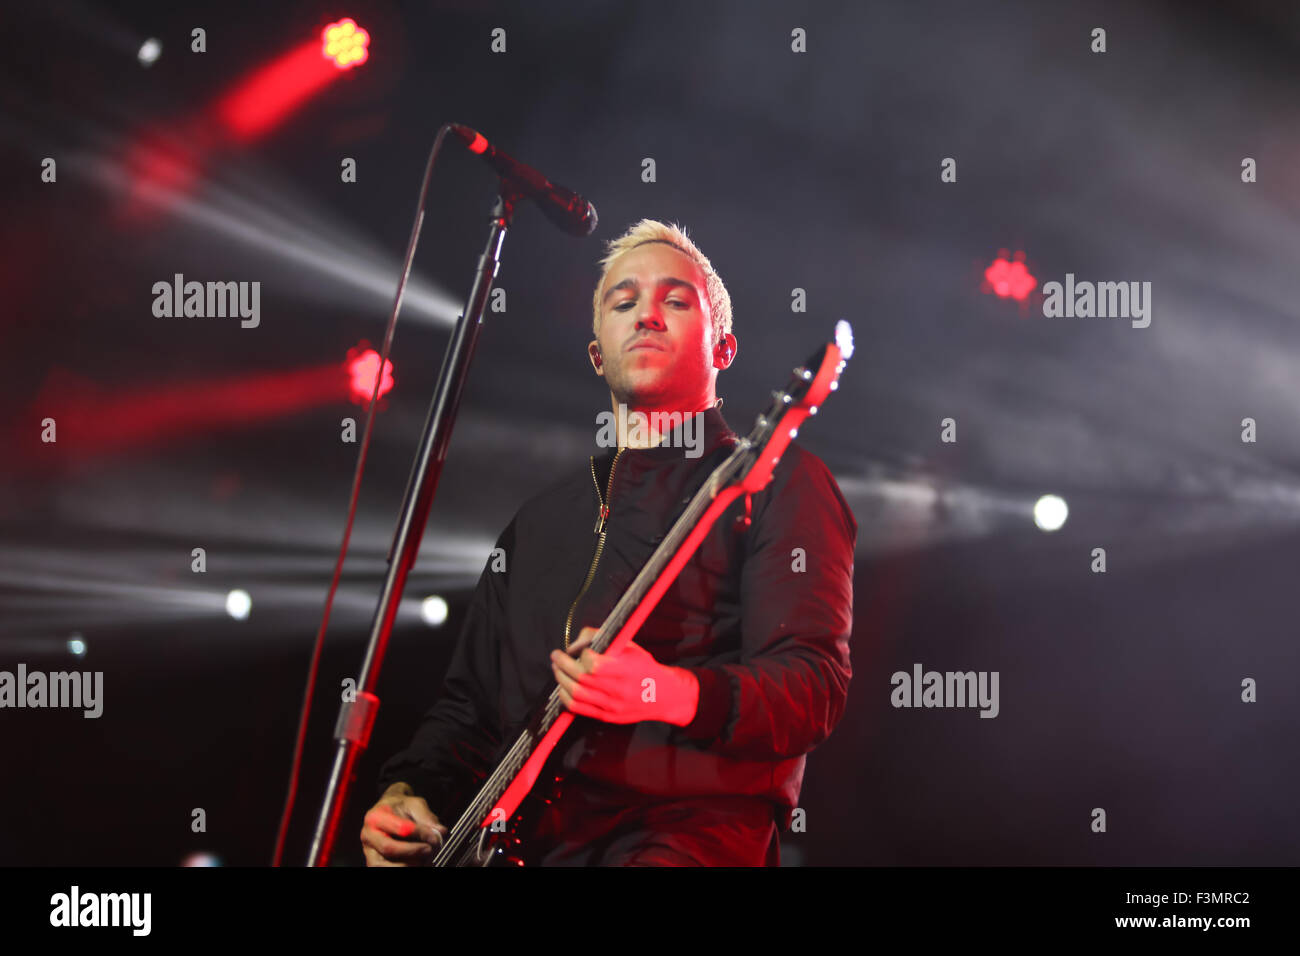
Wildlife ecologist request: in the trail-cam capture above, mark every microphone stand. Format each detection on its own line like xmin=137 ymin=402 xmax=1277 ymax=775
xmin=306 ymin=180 xmax=526 ymax=866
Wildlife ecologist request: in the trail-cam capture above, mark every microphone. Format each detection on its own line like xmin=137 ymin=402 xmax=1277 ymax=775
xmin=449 ymin=123 xmax=598 ymax=237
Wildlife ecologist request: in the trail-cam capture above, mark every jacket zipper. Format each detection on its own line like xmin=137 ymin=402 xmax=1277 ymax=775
xmin=563 ymin=447 xmax=624 ymax=651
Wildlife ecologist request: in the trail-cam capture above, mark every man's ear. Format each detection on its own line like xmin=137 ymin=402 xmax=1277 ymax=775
xmin=713 ymin=332 xmax=737 ymax=370
xmin=588 ymin=339 xmax=605 ymax=377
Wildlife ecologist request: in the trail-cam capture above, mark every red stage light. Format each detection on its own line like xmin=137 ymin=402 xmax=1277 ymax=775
xmin=346 ymin=346 xmax=394 ymax=404
xmin=983 ymin=253 xmax=1036 ymax=302
xmin=322 ymin=18 xmax=369 ymax=70
xmin=218 ymin=42 xmax=337 ymax=140
xmin=24 ymin=364 xmax=347 ymax=458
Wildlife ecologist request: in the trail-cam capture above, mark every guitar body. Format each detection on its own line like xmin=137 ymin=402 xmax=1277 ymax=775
xmin=443 ymin=771 xmax=563 ymax=867
xmin=461 ymin=816 xmax=525 ymax=867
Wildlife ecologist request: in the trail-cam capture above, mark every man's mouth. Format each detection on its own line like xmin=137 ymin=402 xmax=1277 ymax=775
xmin=629 ymin=339 xmax=665 ymax=351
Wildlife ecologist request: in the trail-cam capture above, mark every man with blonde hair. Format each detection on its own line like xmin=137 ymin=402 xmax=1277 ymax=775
xmin=363 ymin=218 xmax=856 ymax=866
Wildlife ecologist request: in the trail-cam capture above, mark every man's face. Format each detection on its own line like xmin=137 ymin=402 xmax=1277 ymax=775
xmin=589 ymin=242 xmax=730 ymax=409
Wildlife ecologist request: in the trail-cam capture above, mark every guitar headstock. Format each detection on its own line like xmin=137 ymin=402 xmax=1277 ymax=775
xmin=737 ymin=320 xmax=853 ymax=493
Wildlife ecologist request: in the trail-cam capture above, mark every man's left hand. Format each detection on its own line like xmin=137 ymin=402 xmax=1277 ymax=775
xmin=551 ymin=627 xmax=699 ymax=727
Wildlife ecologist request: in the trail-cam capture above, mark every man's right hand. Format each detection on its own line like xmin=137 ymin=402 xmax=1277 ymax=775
xmin=361 ymin=782 xmax=450 ymax=866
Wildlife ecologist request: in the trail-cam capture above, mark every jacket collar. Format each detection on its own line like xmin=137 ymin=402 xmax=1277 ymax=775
xmin=595 ymin=404 xmax=737 ymax=466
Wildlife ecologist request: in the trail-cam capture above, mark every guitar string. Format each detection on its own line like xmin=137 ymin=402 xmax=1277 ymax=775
xmin=435 ymin=469 xmax=732 ymax=864
xmin=436 ymin=357 xmax=830 ymax=863
xmin=435 ymin=409 xmax=792 ymax=864
xmin=435 ymin=423 xmax=784 ymax=863
xmin=434 ymin=447 xmax=750 ymax=865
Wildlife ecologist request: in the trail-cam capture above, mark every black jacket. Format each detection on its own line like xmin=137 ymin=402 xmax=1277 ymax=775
xmin=376 ymin=405 xmax=856 ymax=839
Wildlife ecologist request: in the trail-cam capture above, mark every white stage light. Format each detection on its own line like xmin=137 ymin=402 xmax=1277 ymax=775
xmin=138 ymin=38 xmax=161 ymax=66
xmin=225 ymin=589 xmax=252 ymax=620
xmin=421 ymin=595 xmax=448 ymax=627
xmin=1033 ymin=494 xmax=1068 ymax=532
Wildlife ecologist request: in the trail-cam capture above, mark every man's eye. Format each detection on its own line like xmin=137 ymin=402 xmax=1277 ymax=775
xmin=666 ymin=299 xmax=688 ymax=308
xmin=614 ymin=301 xmax=635 ymax=311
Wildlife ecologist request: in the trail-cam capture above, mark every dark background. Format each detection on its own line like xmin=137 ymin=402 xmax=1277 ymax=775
xmin=1 ymin=0 xmax=1297 ymax=866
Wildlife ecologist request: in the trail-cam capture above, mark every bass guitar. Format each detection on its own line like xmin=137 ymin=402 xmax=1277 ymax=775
xmin=432 ymin=320 xmax=855 ymax=865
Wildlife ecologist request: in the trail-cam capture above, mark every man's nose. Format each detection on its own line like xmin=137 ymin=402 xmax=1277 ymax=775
xmin=635 ymin=307 xmax=666 ymax=331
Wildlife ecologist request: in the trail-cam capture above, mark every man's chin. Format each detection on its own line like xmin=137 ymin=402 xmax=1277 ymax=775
xmin=611 ymin=372 xmax=671 ymax=402
xmin=612 ymin=385 xmax=674 ymax=409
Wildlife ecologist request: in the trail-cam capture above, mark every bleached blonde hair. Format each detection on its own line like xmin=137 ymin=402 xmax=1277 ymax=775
xmin=591 ymin=219 xmax=733 ymax=346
